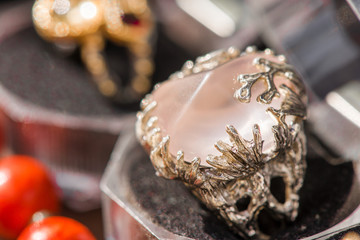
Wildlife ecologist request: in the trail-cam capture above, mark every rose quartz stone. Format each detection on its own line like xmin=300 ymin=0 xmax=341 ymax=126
xmin=151 ymin=53 xmax=295 ymax=166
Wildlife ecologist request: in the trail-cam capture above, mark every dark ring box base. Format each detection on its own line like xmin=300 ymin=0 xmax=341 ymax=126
xmin=101 ymin=131 xmax=358 ymax=240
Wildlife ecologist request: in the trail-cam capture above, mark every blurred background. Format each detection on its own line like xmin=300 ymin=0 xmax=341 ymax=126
xmin=0 ymin=0 xmax=360 ymax=239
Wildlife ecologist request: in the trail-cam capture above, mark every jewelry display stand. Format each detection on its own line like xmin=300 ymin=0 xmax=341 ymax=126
xmin=101 ymin=130 xmax=360 ymax=240
xmin=0 ymin=1 xmax=130 ymax=211
xmin=0 ymin=1 xmax=192 ymax=211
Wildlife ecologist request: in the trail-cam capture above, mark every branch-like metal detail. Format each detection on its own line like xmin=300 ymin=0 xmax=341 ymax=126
xmin=206 ymin=124 xmax=264 ymax=181
xmin=234 ymin=57 xmax=305 ymax=104
xmin=136 ymin=47 xmax=307 ymax=239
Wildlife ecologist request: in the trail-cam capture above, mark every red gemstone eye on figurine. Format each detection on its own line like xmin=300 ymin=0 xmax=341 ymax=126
xmin=121 ymin=13 xmax=140 ymax=26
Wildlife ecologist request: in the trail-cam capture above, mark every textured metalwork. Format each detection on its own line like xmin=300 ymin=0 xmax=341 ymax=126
xmin=169 ymin=46 xmax=240 ymax=80
xmin=32 ymin=0 xmax=154 ymax=103
xmin=136 ymin=46 xmax=307 ymax=239
xmin=234 ymin=56 xmax=306 ymax=105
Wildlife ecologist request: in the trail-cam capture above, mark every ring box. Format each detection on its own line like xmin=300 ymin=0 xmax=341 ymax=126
xmin=0 ymin=1 xmax=133 ymax=211
xmin=0 ymin=0 xmax=197 ymax=211
xmin=101 ymin=130 xmax=360 ymax=239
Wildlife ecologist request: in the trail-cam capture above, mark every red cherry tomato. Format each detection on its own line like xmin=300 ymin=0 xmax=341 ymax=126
xmin=0 ymin=155 xmax=60 ymax=239
xmin=18 ymin=216 xmax=96 ymax=240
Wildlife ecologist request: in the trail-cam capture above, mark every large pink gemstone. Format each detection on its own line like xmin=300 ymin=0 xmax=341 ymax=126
xmin=151 ymin=53 xmax=293 ymax=166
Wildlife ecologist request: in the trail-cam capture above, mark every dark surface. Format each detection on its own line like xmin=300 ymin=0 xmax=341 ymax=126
xmin=0 ymin=28 xmax=122 ymax=116
xmin=273 ymin=155 xmax=354 ymax=239
xmin=129 ymin=148 xmax=239 ymax=240
xmin=0 ymin=26 xmax=193 ymax=116
xmin=129 ymin=146 xmax=354 ymax=239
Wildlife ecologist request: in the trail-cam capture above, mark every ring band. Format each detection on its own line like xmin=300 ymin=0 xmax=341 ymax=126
xmin=136 ymin=46 xmax=307 ymax=239
xmin=32 ymin=0 xmax=154 ymax=103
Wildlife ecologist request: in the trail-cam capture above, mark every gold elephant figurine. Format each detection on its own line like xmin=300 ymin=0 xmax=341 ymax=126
xmin=33 ymin=0 xmax=154 ymax=103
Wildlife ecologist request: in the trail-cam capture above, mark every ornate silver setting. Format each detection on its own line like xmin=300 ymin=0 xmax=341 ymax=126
xmin=136 ymin=46 xmax=307 ymax=239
